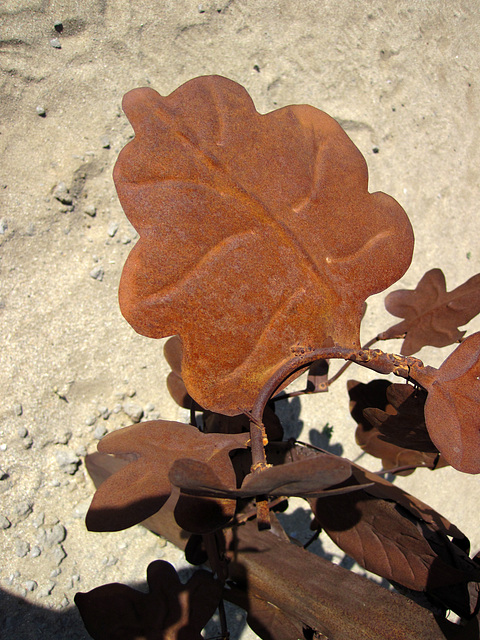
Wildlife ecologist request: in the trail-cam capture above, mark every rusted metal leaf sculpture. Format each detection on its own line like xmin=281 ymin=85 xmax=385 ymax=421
xmin=349 ymin=380 xmax=444 ymax=473
xmin=309 ymin=467 xmax=480 ymax=607
xmin=419 ymin=332 xmax=480 ymax=474
xmin=86 ymin=420 xmax=248 ymax=533
xmin=169 ymin=447 xmax=356 ymax=500
xmin=381 ymin=268 xmax=480 ymax=355
xmin=164 ymin=335 xmax=194 ymax=410
xmin=363 ymin=383 xmax=436 ymax=452
xmin=114 ymin=75 xmax=414 ymax=415
xmin=75 ymin=560 xmax=222 ymax=640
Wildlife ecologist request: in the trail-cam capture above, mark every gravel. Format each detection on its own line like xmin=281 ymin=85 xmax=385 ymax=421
xmin=122 ymin=402 xmax=144 ymax=423
xmin=89 ymin=265 xmax=104 ymax=281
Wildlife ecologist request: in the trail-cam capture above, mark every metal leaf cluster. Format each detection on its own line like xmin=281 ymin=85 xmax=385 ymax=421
xmin=76 ymin=76 xmax=480 ymax=640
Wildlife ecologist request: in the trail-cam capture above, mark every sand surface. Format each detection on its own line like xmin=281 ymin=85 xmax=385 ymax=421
xmin=1 ymin=1 xmax=480 ymax=638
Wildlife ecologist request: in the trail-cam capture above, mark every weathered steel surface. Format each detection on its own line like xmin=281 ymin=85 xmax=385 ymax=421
xmin=114 ymin=75 xmax=414 ymax=415
xmin=382 ymin=268 xmax=480 ymax=355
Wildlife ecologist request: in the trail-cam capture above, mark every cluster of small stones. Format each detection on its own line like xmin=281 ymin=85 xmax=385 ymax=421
xmin=0 ymin=388 xmax=187 ymax=635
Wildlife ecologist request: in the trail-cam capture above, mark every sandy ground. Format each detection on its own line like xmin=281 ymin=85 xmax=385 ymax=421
xmin=1 ymin=1 xmax=480 ymax=638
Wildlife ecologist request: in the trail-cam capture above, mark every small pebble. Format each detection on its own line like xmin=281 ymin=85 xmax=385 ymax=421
xmin=15 ymin=540 xmax=31 ymax=558
xmin=14 ymin=501 xmax=32 ymax=520
xmin=0 ymin=444 xmax=7 ymax=451
xmin=13 ymin=404 xmax=23 ymax=416
xmin=98 ymin=406 xmax=110 ymax=419
xmin=30 ymin=546 xmax=42 ymax=558
xmin=49 ymin=38 xmax=61 ymax=49
xmin=55 ymin=431 xmax=72 ymax=445
xmin=58 ymin=596 xmax=69 ymax=609
xmin=112 ymin=403 xmax=122 ymax=414
xmin=54 ymin=182 xmax=72 ymax=205
xmin=50 ymin=568 xmax=61 ymax=578
xmin=84 ymin=204 xmax=97 ymax=217
xmin=126 ymin=388 xmax=136 ymax=398
xmin=123 ymin=402 xmax=143 ymax=423
xmin=121 ymin=234 xmax=131 ymax=244
xmin=90 ymin=265 xmax=104 ymax=281
xmin=0 ymin=467 xmax=8 ymax=480
xmin=46 ymin=524 xmax=67 ymax=548
xmin=101 ymin=555 xmax=118 ymax=567
xmin=55 ymin=449 xmax=81 ymax=475
xmin=94 ymin=424 xmax=108 ymax=439
xmin=101 ymin=136 xmax=111 ymax=149
xmin=85 ymin=415 xmax=96 ymax=426
xmin=38 ymin=580 xmax=56 ymax=597
xmin=32 ymin=512 xmax=45 ymax=528
xmin=17 ymin=426 xmax=28 ymax=438
xmin=0 ymin=218 xmax=8 ymax=234
xmin=54 ymin=21 xmax=63 ymax=32
xmin=22 ymin=436 xmax=33 ymax=450
xmin=0 ymin=515 xmax=11 ymax=529
xmin=107 ymin=221 xmax=119 ymax=237
xmin=52 ymin=545 xmax=67 ymax=565
xmin=148 ymin=411 xmax=161 ymax=420
xmin=144 ymin=402 xmax=155 ymax=413
xmin=25 ymin=580 xmax=37 ymax=591
xmin=36 ymin=106 xmax=46 ymax=117
xmin=75 ymin=445 xmax=87 ymax=457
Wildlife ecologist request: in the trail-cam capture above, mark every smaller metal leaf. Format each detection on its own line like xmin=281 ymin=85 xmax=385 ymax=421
xmin=310 ymin=469 xmax=480 ymax=599
xmin=349 ymin=379 xmax=443 ymax=474
xmin=86 ymin=420 xmax=248 ymax=532
xmin=363 ymin=383 xmax=438 ymax=453
xmin=170 ymin=449 xmax=356 ymax=500
xmin=382 ymin=268 xmax=480 ymax=355
xmin=422 ymin=331 xmax=480 ymax=473
xmin=75 ymin=560 xmax=222 ymax=640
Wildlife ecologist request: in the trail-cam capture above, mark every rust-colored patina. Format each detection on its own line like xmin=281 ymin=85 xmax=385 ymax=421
xmin=114 ymin=75 xmax=414 ymax=415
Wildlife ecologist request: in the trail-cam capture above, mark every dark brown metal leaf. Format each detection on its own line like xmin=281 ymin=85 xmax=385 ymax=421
xmin=348 ymin=379 xmax=443 ymax=474
xmin=203 ymin=405 xmax=284 ymax=441
xmin=382 ymin=268 xmax=480 ymax=355
xmin=422 ymin=331 xmax=480 ymax=473
xmin=363 ymin=383 xmax=438 ymax=453
xmin=169 ymin=446 xmax=368 ymax=501
xmin=309 ymin=469 xmax=480 ymax=599
xmin=75 ymin=560 xmax=222 ymax=640
xmin=86 ymin=420 xmax=248 ymax=533
xmin=114 ymin=75 xmax=413 ymax=415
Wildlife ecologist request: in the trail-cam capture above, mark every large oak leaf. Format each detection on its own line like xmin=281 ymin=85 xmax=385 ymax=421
xmin=382 ymin=268 xmax=480 ymax=355
xmin=114 ymin=75 xmax=413 ymax=415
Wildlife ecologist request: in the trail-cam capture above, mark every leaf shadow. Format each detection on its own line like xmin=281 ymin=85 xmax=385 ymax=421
xmin=308 ymin=424 xmax=344 ymax=457
xmin=273 ymin=396 xmax=303 ymax=440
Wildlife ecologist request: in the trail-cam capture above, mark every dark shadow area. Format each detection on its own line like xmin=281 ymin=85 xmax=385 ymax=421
xmin=308 ymin=423 xmax=344 ymax=457
xmin=0 ymin=587 xmax=89 ymax=639
xmin=273 ymin=396 xmax=303 ymax=440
